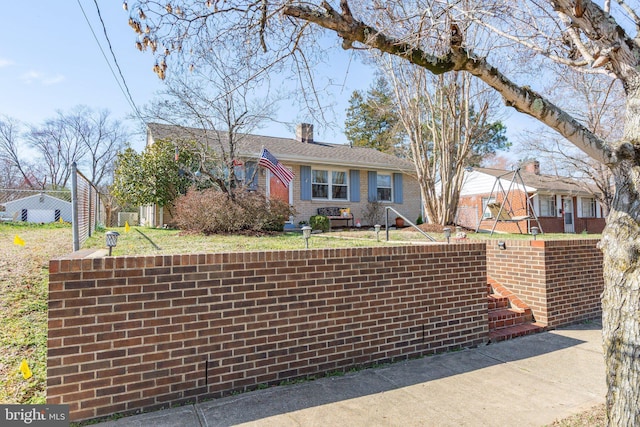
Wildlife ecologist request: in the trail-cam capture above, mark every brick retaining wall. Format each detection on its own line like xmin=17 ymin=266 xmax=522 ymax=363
xmin=48 ymin=244 xmax=488 ymax=421
xmin=486 ymin=239 xmax=603 ymax=327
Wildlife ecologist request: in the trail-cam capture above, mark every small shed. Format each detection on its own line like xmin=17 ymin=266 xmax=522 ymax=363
xmin=2 ymin=193 xmax=72 ymax=223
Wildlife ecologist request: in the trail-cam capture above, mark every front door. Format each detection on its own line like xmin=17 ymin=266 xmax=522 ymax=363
xmin=563 ymin=197 xmax=574 ymax=233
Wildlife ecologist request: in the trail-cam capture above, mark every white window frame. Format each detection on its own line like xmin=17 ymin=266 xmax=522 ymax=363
xmin=376 ymin=173 xmax=393 ymax=203
xmin=311 ymin=168 xmax=349 ymax=201
xmin=580 ymin=197 xmax=597 ymax=218
xmin=538 ymin=195 xmax=556 ymax=217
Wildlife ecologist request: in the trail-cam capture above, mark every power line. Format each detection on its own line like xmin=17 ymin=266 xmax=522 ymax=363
xmin=76 ymin=0 xmax=144 ymax=122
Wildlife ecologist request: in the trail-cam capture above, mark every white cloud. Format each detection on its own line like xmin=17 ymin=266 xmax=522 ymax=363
xmin=20 ymin=70 xmax=65 ymax=85
xmin=0 ymin=58 xmax=14 ymax=68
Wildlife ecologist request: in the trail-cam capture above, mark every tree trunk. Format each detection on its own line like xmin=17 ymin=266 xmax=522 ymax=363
xmin=601 ymin=162 xmax=640 ymax=425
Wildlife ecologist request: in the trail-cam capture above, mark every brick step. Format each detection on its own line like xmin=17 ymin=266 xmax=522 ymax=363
xmin=488 ymin=294 xmax=510 ymax=311
xmin=489 ymin=322 xmax=546 ymax=343
xmin=488 ymin=308 xmax=533 ymax=330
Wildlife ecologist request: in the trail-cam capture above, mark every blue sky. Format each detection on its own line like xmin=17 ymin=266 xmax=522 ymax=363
xmin=0 ymin=1 xmax=380 ymax=150
xmin=0 ymin=2 xmax=531 ymax=153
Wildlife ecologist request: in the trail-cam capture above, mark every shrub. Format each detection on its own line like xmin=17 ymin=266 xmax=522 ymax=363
xmin=310 ymin=215 xmax=330 ymax=232
xmin=363 ymin=200 xmax=383 ymax=226
xmin=416 ymin=215 xmax=423 ymax=225
xmin=174 ymin=187 xmax=295 ymax=233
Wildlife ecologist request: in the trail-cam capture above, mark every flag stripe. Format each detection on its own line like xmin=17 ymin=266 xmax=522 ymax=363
xmin=259 ymin=148 xmax=294 ymax=186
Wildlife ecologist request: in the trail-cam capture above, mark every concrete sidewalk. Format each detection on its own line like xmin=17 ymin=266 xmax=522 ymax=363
xmin=94 ymin=321 xmax=605 ymax=427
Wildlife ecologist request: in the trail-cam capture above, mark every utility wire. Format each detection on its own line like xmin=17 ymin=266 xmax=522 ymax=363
xmin=76 ymin=0 xmax=144 ymax=122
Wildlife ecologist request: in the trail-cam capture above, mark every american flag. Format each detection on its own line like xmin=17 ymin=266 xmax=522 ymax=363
xmin=258 ymin=148 xmax=294 ymax=187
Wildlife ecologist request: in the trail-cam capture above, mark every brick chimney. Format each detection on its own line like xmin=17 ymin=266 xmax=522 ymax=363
xmin=296 ymin=123 xmax=313 ymax=143
xmin=522 ymin=159 xmax=540 ymax=175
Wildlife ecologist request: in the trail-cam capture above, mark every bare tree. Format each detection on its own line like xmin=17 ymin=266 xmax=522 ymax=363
xmin=0 ymin=116 xmax=39 ymax=189
xmin=144 ymin=50 xmax=281 ymax=196
xmin=517 ymin=69 xmax=621 ymax=213
xmin=27 ymin=114 xmax=87 ymax=189
xmin=128 ymin=1 xmax=640 ymax=423
xmin=381 ymin=56 xmax=506 ymax=225
xmin=63 ymin=106 xmax=130 ymax=187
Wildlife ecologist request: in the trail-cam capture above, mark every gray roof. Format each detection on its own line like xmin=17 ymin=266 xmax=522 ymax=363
xmin=147 ymin=123 xmax=414 ymax=173
xmin=473 ymin=167 xmax=597 ymax=195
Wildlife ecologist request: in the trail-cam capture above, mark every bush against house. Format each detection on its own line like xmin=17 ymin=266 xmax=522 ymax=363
xmin=174 ymin=187 xmax=294 ymax=234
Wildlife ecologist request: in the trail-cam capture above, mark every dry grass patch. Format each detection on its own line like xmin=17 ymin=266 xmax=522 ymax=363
xmin=0 ymin=222 xmax=72 ymax=404
xmin=548 ymin=404 xmax=606 ymax=426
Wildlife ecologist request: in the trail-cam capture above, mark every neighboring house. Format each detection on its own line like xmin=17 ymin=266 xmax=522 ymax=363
xmin=457 ymin=160 xmax=606 ymax=234
xmin=143 ymin=123 xmax=421 ymax=227
xmin=2 ymin=193 xmax=72 ymax=223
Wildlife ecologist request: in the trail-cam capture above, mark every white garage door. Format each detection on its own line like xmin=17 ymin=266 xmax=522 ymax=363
xmin=27 ymin=209 xmax=55 ymax=223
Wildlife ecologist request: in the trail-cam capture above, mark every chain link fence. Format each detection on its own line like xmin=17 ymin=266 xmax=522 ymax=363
xmin=0 ymin=163 xmax=105 ymax=251
xmin=71 ymin=163 xmax=105 ymax=250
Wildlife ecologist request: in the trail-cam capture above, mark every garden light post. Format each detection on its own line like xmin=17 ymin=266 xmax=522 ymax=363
xmin=443 ymin=227 xmax=451 ymax=244
xmin=105 ymin=231 xmax=120 ymax=256
xmin=531 ymin=226 xmax=540 ymax=240
xmin=302 ymin=226 xmax=312 ymax=249
xmin=374 ymin=224 xmax=381 ymax=241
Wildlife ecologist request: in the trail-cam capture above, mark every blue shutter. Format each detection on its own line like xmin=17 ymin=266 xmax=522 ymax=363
xmin=349 ymin=170 xmax=360 ymax=202
xmin=368 ymin=171 xmax=377 ymax=202
xmin=393 ymin=173 xmax=403 ymax=204
xmin=300 ymin=166 xmax=311 ymax=200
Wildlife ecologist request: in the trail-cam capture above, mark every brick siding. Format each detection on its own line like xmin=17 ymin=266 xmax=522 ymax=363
xmin=486 ymin=239 xmax=603 ymax=327
xmin=457 ymin=193 xmax=605 ymax=234
xmin=48 ymin=244 xmax=487 ymax=421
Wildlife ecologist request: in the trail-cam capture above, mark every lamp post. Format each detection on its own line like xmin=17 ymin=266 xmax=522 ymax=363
xmin=302 ymin=226 xmax=312 ymax=249
xmin=374 ymin=224 xmax=381 ymax=241
xmin=105 ymin=231 xmax=120 ymax=256
xmin=443 ymin=227 xmax=451 ymax=244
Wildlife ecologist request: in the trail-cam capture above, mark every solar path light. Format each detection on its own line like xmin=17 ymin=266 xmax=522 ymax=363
xmin=531 ymin=226 xmax=540 ymax=240
xmin=105 ymin=231 xmax=120 ymax=256
xmin=443 ymin=227 xmax=451 ymax=244
xmin=302 ymin=226 xmax=312 ymax=249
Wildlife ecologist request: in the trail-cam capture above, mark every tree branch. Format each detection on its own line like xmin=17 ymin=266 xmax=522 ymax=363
xmin=283 ymin=1 xmax=611 ymax=164
xmin=282 ymin=3 xmax=458 ymax=74
xmin=551 ymin=0 xmax=639 ymax=77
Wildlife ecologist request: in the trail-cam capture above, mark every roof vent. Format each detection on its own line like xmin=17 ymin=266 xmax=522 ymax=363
xmin=296 ymin=123 xmax=313 ymax=143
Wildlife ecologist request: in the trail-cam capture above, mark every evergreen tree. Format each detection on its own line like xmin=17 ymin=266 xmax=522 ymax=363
xmin=344 ymin=77 xmax=404 ymax=155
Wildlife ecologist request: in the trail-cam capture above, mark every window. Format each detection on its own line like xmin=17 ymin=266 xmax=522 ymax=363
xmin=332 ymin=171 xmax=348 ymax=199
xmin=312 ymin=169 xmax=348 ymax=200
xmin=481 ymin=197 xmax=496 ymax=218
xmin=312 ymin=170 xmax=328 ymax=198
xmin=376 ymin=174 xmax=392 ymax=202
xmin=539 ymin=195 xmax=556 ymax=217
xmin=581 ymin=197 xmax=596 ymax=218
xmin=231 ymin=161 xmax=257 ymax=190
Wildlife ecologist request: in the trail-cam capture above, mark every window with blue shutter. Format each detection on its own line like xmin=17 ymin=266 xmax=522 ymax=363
xmin=300 ymin=165 xmax=311 ymax=200
xmin=349 ymin=170 xmax=360 ymax=202
xmin=393 ymin=173 xmax=403 ymax=204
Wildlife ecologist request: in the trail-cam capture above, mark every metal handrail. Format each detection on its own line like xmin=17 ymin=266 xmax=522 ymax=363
xmin=384 ymin=206 xmax=436 ymax=242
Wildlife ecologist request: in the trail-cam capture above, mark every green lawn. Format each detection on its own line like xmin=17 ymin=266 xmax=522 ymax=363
xmin=82 ymin=225 xmax=600 ymax=256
